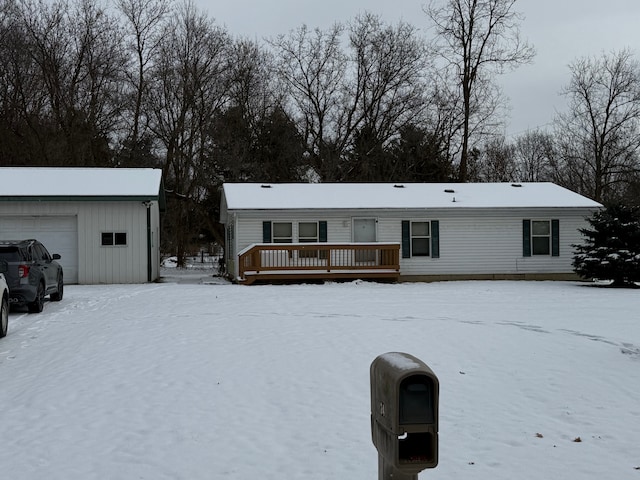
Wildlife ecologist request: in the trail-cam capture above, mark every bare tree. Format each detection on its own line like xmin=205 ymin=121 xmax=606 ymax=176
xmin=269 ymin=23 xmax=348 ymax=180
xmin=473 ymin=135 xmax=516 ymax=181
xmin=345 ymin=13 xmax=432 ymax=180
xmin=0 ymin=0 xmax=43 ymax=164
xmin=210 ymin=39 xmax=304 ymax=184
xmin=227 ymin=39 xmax=282 ymax=124
xmin=426 ymin=0 xmax=534 ymax=181
xmin=15 ymin=0 xmax=127 ymax=165
xmin=270 ymin=14 xmax=434 ymax=181
xmin=513 ymin=129 xmax=555 ymax=182
xmin=148 ymin=1 xmax=230 ymax=265
xmin=554 ymin=49 xmax=640 ymax=203
xmin=116 ymin=0 xmax=170 ymax=166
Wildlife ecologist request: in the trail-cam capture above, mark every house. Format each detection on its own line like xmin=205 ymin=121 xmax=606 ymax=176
xmin=219 ymin=182 xmax=602 ymax=284
xmin=0 ymin=167 xmax=165 ymax=284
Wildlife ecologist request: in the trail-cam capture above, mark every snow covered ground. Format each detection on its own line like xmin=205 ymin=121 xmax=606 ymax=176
xmin=1 ymin=269 xmax=639 ymax=480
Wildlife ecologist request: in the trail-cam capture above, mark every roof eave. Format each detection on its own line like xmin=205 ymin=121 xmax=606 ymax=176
xmin=0 ymin=195 xmax=161 ymax=202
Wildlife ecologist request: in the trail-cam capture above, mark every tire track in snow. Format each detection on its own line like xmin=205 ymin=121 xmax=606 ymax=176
xmin=1 ymin=285 xmax=168 ymax=362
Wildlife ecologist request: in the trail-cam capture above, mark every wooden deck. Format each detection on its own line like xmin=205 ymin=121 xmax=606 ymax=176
xmin=237 ymin=243 xmax=400 ymax=285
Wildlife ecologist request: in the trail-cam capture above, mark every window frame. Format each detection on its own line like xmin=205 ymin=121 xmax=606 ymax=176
xmin=402 ymin=220 xmax=439 ymax=259
xmin=410 ymin=221 xmax=431 ymax=257
xmin=298 ymin=222 xmax=319 ymax=243
xmin=272 ymin=222 xmax=293 ymax=243
xmin=531 ymin=220 xmax=551 ymax=256
xmin=101 ymin=231 xmax=128 ymax=247
xmin=523 ymin=219 xmax=560 ymax=257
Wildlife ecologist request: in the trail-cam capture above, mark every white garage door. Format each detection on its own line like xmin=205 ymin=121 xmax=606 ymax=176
xmin=0 ymin=216 xmax=79 ymax=284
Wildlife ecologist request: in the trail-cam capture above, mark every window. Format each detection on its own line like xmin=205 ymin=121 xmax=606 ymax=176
xmin=523 ymin=219 xmax=559 ymax=257
xmin=102 ymin=232 xmax=127 ymax=246
xmin=38 ymin=244 xmax=52 ymax=261
xmin=299 ymin=222 xmax=319 ymax=258
xmin=411 ymin=222 xmax=430 ymax=256
xmin=531 ymin=220 xmax=550 ymax=255
xmin=263 ymin=221 xmax=327 ymax=246
xmin=299 ymin=222 xmax=318 ymax=242
xmin=0 ymin=246 xmax=22 ymax=262
xmin=402 ymin=220 xmax=439 ymax=259
xmin=272 ymin=222 xmax=292 ymax=243
xmin=32 ymin=244 xmax=45 ymax=261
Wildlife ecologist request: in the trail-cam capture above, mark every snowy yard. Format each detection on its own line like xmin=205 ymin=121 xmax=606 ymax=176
xmin=1 ymin=272 xmax=639 ymax=480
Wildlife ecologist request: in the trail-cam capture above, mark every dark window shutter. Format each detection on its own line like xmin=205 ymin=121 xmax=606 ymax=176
xmin=523 ymin=220 xmax=531 ymax=257
xmin=431 ymin=220 xmax=440 ymax=258
xmin=401 ymin=221 xmax=410 ymax=258
xmin=551 ymin=219 xmax=560 ymax=256
xmin=262 ymin=221 xmax=272 ymax=243
xmin=319 ymin=221 xmax=328 ymax=242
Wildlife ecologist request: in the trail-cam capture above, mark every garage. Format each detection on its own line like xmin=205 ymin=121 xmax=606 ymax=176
xmin=0 ymin=167 xmax=165 ymax=284
xmin=0 ymin=215 xmax=79 ymax=284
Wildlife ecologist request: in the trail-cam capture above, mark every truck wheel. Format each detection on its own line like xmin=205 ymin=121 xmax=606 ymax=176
xmin=51 ymin=275 xmax=64 ymax=302
xmin=28 ymin=282 xmax=45 ymax=313
xmin=0 ymin=296 xmax=7 ymax=337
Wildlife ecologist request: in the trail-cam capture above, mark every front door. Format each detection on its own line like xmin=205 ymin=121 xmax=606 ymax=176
xmin=353 ymin=218 xmax=377 ymax=262
xmin=353 ymin=218 xmax=377 ymax=243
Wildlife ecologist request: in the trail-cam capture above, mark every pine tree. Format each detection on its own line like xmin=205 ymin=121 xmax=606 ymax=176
xmin=573 ymin=205 xmax=640 ymax=286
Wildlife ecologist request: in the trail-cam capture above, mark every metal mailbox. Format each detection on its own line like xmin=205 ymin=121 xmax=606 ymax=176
xmin=371 ymin=352 xmax=439 ymax=475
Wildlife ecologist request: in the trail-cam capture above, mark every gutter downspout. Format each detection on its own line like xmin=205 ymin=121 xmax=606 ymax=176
xmin=144 ymin=201 xmax=152 ymax=282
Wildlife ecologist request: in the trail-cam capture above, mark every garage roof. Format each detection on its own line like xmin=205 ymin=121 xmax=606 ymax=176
xmin=222 ymin=182 xmax=602 ymax=210
xmin=0 ymin=168 xmax=164 ymax=205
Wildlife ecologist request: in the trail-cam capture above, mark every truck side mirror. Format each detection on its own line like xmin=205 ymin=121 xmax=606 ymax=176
xmin=371 ymin=352 xmax=439 ymax=477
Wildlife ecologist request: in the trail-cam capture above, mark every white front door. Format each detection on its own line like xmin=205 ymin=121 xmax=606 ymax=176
xmin=353 ymin=218 xmax=377 ymax=242
xmin=353 ymin=218 xmax=377 ymax=262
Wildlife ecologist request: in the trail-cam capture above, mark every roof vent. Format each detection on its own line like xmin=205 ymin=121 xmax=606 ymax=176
xmin=260 ymin=184 xmax=272 ymax=188
xmin=511 ymin=183 xmax=522 ymax=187
xmin=393 ymin=184 xmax=405 ymax=188
xmin=444 ymin=188 xmax=455 ymax=193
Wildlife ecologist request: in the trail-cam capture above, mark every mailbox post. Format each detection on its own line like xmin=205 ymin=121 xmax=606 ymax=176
xmin=370 ymin=352 xmax=439 ymax=480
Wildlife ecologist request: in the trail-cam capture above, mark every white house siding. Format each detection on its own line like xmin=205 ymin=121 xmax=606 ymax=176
xmin=385 ymin=208 xmax=593 ymax=278
xmin=228 ymin=207 xmax=596 ymax=280
xmin=0 ymin=200 xmax=160 ymax=284
xmin=233 ymin=209 xmax=365 ymax=250
xmin=230 ymin=210 xmax=355 ymax=278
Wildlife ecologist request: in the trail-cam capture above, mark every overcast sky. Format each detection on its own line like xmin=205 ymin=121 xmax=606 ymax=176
xmin=196 ymin=0 xmax=640 ymax=137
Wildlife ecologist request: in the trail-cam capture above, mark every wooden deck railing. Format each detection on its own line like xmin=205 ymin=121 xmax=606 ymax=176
xmin=238 ymin=243 xmax=400 ymax=284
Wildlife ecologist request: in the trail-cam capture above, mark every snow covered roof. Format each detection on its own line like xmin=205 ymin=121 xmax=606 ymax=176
xmin=222 ymin=182 xmax=602 ymax=210
xmin=0 ymin=167 xmax=163 ymax=199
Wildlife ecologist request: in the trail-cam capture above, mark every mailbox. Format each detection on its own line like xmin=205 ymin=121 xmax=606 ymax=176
xmin=371 ymin=352 xmax=439 ymax=474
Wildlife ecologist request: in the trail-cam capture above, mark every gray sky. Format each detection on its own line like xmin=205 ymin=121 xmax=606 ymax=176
xmin=197 ymin=0 xmax=640 ymax=137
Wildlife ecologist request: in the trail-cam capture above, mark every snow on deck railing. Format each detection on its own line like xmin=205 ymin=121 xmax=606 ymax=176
xmin=238 ymin=243 xmax=400 ymax=282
